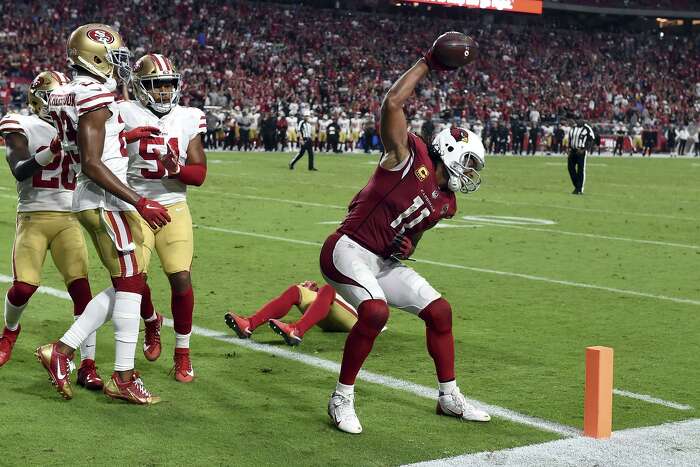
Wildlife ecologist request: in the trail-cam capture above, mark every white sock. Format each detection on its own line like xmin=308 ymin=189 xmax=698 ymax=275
xmin=74 ymin=316 xmax=97 ymax=361
xmin=143 ymin=312 xmax=157 ymax=322
xmin=335 ymin=381 xmax=354 ymax=396
xmin=60 ymin=288 xmax=115 ymax=350
xmin=175 ymin=332 xmax=191 ymax=349
xmin=438 ymin=380 xmax=457 ymax=395
xmin=4 ymin=293 xmax=28 ymax=331
xmin=112 ymin=291 xmax=142 ymax=371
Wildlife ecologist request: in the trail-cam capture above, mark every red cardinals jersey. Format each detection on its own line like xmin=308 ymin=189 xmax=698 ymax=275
xmin=338 ymin=133 xmax=456 ymax=257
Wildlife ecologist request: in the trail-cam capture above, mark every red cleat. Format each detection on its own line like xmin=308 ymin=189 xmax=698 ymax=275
xmin=35 ymin=342 xmax=75 ymax=400
xmin=103 ymin=371 xmax=161 ymax=405
xmin=268 ymin=319 xmax=303 ymax=346
xmin=224 ymin=312 xmax=252 ymax=339
xmin=0 ymin=325 xmax=20 ymax=367
xmin=77 ymin=359 xmax=104 ymax=390
xmin=171 ymin=348 xmax=195 ymax=383
xmin=143 ymin=313 xmax=163 ymax=362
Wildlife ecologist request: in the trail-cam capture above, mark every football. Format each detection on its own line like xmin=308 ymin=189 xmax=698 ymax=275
xmin=432 ymin=31 xmax=478 ymax=69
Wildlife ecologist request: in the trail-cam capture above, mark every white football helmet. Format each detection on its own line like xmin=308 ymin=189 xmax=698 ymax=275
xmin=431 ymin=127 xmax=485 ymax=194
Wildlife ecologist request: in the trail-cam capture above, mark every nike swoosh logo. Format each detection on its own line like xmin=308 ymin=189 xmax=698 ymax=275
xmin=56 ymin=365 xmax=67 ymax=380
xmin=144 ymin=205 xmax=159 ymax=210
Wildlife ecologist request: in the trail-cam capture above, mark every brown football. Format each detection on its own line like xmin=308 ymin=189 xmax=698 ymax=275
xmin=432 ymin=31 xmax=478 ymax=69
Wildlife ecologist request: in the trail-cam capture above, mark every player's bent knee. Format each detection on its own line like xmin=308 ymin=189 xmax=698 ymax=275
xmin=317 ymin=284 xmax=336 ymax=302
xmin=112 ymin=274 xmax=146 ymax=294
xmin=357 ymin=299 xmax=390 ymax=335
xmin=419 ymin=298 xmax=452 ymax=334
xmin=7 ymin=281 xmax=38 ymax=306
xmin=168 ymin=271 xmax=192 ymax=293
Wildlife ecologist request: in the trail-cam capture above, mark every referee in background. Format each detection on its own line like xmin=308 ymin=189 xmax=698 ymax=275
xmin=289 ymin=110 xmax=317 ymax=170
xmin=568 ymin=114 xmax=595 ymax=195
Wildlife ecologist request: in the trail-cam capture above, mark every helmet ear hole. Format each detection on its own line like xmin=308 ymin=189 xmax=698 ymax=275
xmin=447 ymin=145 xmax=454 ymax=152
xmin=94 ymin=57 xmax=102 ymax=64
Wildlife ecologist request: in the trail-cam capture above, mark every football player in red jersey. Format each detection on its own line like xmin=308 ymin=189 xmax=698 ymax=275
xmin=321 ymin=38 xmax=490 ymax=434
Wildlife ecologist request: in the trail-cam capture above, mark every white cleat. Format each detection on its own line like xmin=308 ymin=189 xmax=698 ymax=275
xmin=437 ymin=387 xmax=491 ymax=422
xmin=328 ymin=392 xmax=363 ymax=434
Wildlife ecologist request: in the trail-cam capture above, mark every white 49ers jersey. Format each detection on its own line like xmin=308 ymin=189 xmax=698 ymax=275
xmin=0 ymin=113 xmax=76 ymax=212
xmin=48 ymin=75 xmax=130 ymax=212
xmin=118 ymin=101 xmax=206 ymax=205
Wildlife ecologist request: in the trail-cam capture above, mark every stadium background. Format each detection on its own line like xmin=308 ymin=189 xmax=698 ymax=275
xmin=1 ymin=1 xmax=699 ymax=466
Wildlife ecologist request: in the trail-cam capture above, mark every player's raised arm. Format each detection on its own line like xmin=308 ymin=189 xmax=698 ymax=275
xmin=380 ymin=60 xmax=429 ymax=169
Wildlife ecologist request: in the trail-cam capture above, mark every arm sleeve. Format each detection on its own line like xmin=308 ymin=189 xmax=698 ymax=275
xmin=177 ymin=163 xmax=206 ymax=186
xmin=192 ymin=108 xmax=207 ymax=139
xmin=0 ymin=115 xmax=26 ymax=136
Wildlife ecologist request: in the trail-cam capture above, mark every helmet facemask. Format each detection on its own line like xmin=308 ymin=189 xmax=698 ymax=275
xmin=104 ymin=44 xmax=132 ymax=82
xmin=136 ymin=75 xmax=181 ymax=114
xmin=30 ymin=89 xmax=51 ymax=121
xmin=444 ymin=151 xmax=483 ymax=194
xmin=431 ymin=127 xmax=486 ymax=194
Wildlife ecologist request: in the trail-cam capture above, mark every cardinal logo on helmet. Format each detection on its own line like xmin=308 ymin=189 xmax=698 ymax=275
xmin=87 ymin=28 xmax=115 ymax=44
xmin=450 ymin=127 xmax=469 ymax=143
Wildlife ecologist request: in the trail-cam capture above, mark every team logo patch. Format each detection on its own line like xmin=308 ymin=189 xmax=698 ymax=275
xmin=431 ymin=190 xmax=439 ymax=199
xmin=30 ymin=76 xmax=45 ymax=89
xmin=87 ymin=28 xmax=115 ymax=44
xmin=415 ymin=165 xmax=429 ymax=182
xmin=441 ymin=204 xmax=450 ymax=215
xmin=450 ymin=127 xmax=469 ymax=143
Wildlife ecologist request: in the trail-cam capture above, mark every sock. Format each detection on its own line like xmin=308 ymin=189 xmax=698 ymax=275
xmin=294 ymin=285 xmax=335 ymax=335
xmin=172 ymin=286 xmax=194 ymax=348
xmin=335 ymin=381 xmax=354 ymax=396
xmin=4 ymin=282 xmax=37 ymax=331
xmin=248 ymin=285 xmax=300 ymax=330
xmin=438 ymin=380 xmax=457 ymax=395
xmin=420 ymin=299 xmax=456 ymax=383
xmin=112 ymin=291 xmax=142 ymax=372
xmin=67 ymin=278 xmax=95 ymax=361
xmin=60 ymin=288 xmax=115 ymax=350
xmin=140 ymin=283 xmax=156 ymax=322
xmin=338 ymin=299 xmax=389 ymax=385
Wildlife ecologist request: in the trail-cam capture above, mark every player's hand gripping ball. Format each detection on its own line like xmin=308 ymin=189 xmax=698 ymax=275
xmin=424 ymin=32 xmax=478 ymax=71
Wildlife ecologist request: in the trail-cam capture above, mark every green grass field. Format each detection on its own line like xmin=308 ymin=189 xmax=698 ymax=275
xmin=0 ymin=148 xmax=698 ymax=466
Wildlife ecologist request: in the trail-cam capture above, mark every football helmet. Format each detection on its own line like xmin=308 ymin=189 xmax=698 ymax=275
xmin=28 ymin=71 xmax=70 ymax=122
xmin=132 ymin=54 xmax=181 ymax=114
xmin=67 ymin=24 xmax=131 ymax=82
xmin=431 ymin=127 xmax=485 ymax=194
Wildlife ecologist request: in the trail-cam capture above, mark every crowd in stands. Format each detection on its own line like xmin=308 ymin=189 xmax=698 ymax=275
xmin=550 ymin=0 xmax=695 ymax=9
xmin=1 ymin=0 xmax=698 ymax=155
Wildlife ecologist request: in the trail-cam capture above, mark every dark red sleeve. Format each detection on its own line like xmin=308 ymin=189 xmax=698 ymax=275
xmin=177 ymin=164 xmax=207 ymax=186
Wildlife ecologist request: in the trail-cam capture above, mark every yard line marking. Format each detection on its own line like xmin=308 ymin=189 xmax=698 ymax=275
xmin=195 ymin=225 xmax=700 ymax=307
xmin=406 ymin=418 xmax=700 ymax=467
xmin=195 ymin=190 xmax=347 ymax=210
xmin=211 ymin=172 xmax=363 ymax=191
xmin=613 ymin=389 xmax=694 ymax=411
xmin=454 ymin=219 xmax=700 ymax=250
xmin=544 ymin=162 xmax=608 ymax=167
xmin=469 ymin=198 xmax=698 ymax=222
xmin=0 ymin=274 xmax=578 ymax=438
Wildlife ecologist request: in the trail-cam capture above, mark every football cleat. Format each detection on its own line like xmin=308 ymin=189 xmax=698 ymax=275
xmin=328 ymin=392 xmax=362 ymax=434
xmin=224 ymin=312 xmax=252 ymax=339
xmin=35 ymin=342 xmax=75 ymax=400
xmin=76 ymin=359 xmax=104 ymax=390
xmin=170 ymin=348 xmax=195 ymax=383
xmin=103 ymin=371 xmax=161 ymax=405
xmin=143 ymin=313 xmax=163 ymax=361
xmin=0 ymin=325 xmax=21 ymax=367
xmin=268 ymin=319 xmax=302 ymax=346
xmin=436 ymin=387 xmax=491 ymax=422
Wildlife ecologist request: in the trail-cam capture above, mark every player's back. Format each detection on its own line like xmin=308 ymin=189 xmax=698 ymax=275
xmin=338 ymin=133 xmax=456 ymax=257
xmin=0 ymin=113 xmax=76 ymax=212
xmin=119 ymin=100 xmax=205 ymax=205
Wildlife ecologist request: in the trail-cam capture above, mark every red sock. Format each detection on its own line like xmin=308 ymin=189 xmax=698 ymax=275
xmin=67 ymin=278 xmax=92 ymax=316
xmin=172 ymin=286 xmax=194 ymax=335
xmin=419 ymin=298 xmax=455 ymax=382
xmin=140 ymin=282 xmax=155 ymax=320
xmin=7 ymin=281 xmax=37 ymax=307
xmin=294 ymin=285 xmax=335 ymax=335
xmin=338 ymin=299 xmax=389 ymax=385
xmin=248 ymin=285 xmax=300 ymax=330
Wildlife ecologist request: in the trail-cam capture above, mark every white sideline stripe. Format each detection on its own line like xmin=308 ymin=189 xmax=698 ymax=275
xmin=195 ymin=189 xmax=347 ymax=210
xmin=194 ymin=225 xmax=700 ymax=307
xmin=453 ymin=219 xmax=700 ymax=250
xmin=0 ymin=274 xmax=577 ymax=438
xmin=406 ymin=418 xmax=700 ymax=467
xmin=613 ymin=389 xmax=694 ymax=411
xmin=472 ymin=198 xmax=697 ymax=222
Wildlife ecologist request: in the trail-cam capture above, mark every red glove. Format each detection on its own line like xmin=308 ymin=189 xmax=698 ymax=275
xmin=389 ymin=233 xmax=415 ymax=260
xmin=49 ymin=135 xmax=62 ymax=154
xmin=156 ymin=139 xmax=181 ymax=175
xmin=135 ymin=197 xmax=171 ymax=229
xmin=123 ymin=126 xmax=160 ymax=144
xmin=423 ymin=42 xmax=456 ymax=72
xmin=300 ymin=280 xmax=320 ymax=292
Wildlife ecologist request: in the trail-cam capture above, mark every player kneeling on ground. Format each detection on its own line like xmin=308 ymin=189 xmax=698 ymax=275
xmin=0 ymin=71 xmax=101 ymax=389
xmin=320 ymin=32 xmax=490 ymax=434
xmin=225 ymin=281 xmax=361 ymax=345
xmin=118 ymin=54 xmax=207 ymax=383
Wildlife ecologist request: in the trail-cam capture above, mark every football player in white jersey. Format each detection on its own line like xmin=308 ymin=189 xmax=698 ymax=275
xmin=286 ymin=113 xmax=298 ymax=150
xmin=0 ymin=71 xmax=102 ymax=388
xmin=338 ymin=112 xmax=350 ymax=152
xmin=118 ymin=54 xmax=207 ymax=383
xmin=350 ymin=113 xmax=363 ymax=151
xmin=36 ymin=23 xmax=169 ymax=405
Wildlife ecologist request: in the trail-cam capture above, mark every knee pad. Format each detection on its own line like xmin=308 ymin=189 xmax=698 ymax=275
xmin=419 ymin=298 xmax=452 ymax=334
xmin=8 ymin=281 xmax=38 ymax=306
xmin=356 ymin=299 xmax=390 ymax=335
